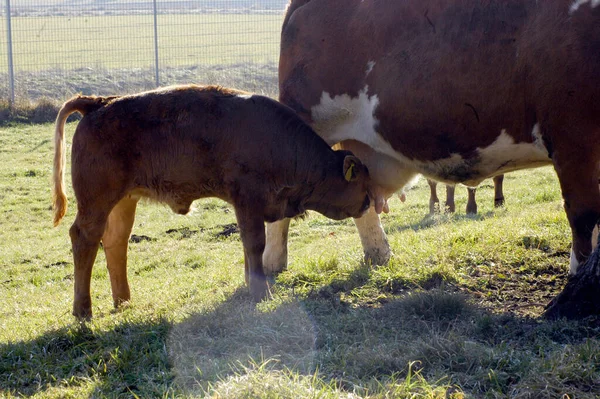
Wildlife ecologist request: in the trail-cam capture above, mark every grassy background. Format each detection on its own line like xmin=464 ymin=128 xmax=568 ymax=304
xmin=1 ymin=12 xmax=282 ymax=111
xmin=4 ymin=14 xmax=282 ymax=71
xmin=1 ymin=121 xmax=599 ymax=398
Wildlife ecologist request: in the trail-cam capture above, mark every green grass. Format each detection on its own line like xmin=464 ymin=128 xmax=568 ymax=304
xmin=1 ymin=122 xmax=599 ymax=398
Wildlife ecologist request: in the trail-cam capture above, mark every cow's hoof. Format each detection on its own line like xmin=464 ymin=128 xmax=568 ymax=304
xmin=429 ymin=200 xmax=439 ymax=215
xmin=465 ymin=204 xmax=477 ymax=215
xmin=364 ymin=247 xmax=391 ymax=266
xmin=262 ymin=249 xmax=288 ymax=275
xmin=263 ymin=262 xmax=286 ymax=276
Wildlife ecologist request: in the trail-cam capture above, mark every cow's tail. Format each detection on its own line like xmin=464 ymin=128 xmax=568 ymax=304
xmin=53 ymin=95 xmax=111 ymax=226
xmin=282 ymin=0 xmax=312 ymax=30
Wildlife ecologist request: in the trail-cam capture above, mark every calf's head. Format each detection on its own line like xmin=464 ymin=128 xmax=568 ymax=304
xmin=308 ymin=152 xmax=373 ymax=220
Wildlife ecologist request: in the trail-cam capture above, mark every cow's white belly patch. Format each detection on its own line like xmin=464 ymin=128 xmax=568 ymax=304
xmin=570 ymin=0 xmax=600 ymax=13
xmin=417 ymin=127 xmax=550 ymax=186
xmin=311 ymin=88 xmax=551 ymax=187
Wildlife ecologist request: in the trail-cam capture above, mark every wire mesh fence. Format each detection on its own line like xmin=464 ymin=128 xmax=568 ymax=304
xmin=0 ymin=0 xmax=286 ymax=105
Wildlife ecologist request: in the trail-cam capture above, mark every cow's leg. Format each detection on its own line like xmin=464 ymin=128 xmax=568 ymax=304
xmin=235 ymin=206 xmax=269 ymax=301
xmin=70 ymin=209 xmax=110 ymax=319
xmin=427 ymin=179 xmax=440 ymax=214
xmin=243 ymin=247 xmax=249 ymax=285
xmin=263 ymin=218 xmax=291 ymax=275
xmin=354 ymin=206 xmax=391 ymax=265
xmin=493 ymin=175 xmax=505 ymax=207
xmin=554 ymin=153 xmax=600 ymax=275
xmin=332 ymin=140 xmax=414 ymax=266
xmin=102 ymin=196 xmax=138 ymax=309
xmin=445 ymin=185 xmax=457 ymax=213
xmin=465 ymin=188 xmax=477 ymax=214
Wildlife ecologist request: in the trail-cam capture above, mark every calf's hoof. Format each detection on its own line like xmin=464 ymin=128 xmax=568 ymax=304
xmin=73 ymin=304 xmax=93 ymax=320
xmin=113 ymin=297 xmax=131 ymax=310
xmin=494 ymin=198 xmax=505 ymax=207
xmin=249 ymin=277 xmax=270 ymax=302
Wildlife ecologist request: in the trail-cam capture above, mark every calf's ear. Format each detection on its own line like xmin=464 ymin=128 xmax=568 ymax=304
xmin=343 ymin=155 xmax=363 ymax=182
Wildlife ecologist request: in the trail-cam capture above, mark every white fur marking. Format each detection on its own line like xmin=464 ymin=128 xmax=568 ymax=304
xmin=569 ymin=224 xmax=599 ymax=275
xmin=311 ymin=87 xmax=385 ymax=149
xmin=311 ymin=87 xmax=551 ymax=186
xmin=470 ymin=128 xmax=549 ymax=183
xmin=366 ymin=61 xmax=376 ymax=77
xmin=417 ymin=129 xmax=549 ymax=186
xmin=237 ymin=94 xmax=253 ymax=100
xmin=570 ymin=0 xmax=600 ymax=13
xmin=569 ymin=248 xmax=579 ymax=275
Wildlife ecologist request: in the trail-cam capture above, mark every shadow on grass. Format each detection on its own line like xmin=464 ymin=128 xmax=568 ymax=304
xmin=0 ymin=317 xmax=173 ymax=397
xmin=2 ymin=281 xmax=599 ymax=397
xmin=168 ymin=289 xmax=318 ymax=394
xmin=385 ymin=210 xmax=494 ymax=235
xmin=169 ymin=277 xmax=600 ymax=397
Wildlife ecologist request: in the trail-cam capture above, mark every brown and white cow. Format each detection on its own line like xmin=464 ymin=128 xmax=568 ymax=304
xmin=52 ymin=84 xmax=373 ymax=318
xmin=264 ymin=0 xmax=600 ymax=276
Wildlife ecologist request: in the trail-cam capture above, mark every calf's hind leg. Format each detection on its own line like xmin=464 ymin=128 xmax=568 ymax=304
xmin=102 ymin=196 xmax=139 ymax=309
xmin=70 ymin=209 xmax=111 ymax=319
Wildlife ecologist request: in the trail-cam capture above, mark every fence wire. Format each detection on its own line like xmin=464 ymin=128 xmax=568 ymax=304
xmin=0 ymin=0 xmax=286 ymax=105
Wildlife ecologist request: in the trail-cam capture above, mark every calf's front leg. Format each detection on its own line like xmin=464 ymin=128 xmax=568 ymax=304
xmin=235 ymin=206 xmax=269 ymax=301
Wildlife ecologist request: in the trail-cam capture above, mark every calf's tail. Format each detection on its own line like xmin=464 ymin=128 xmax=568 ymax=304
xmin=53 ymin=95 xmax=112 ymax=226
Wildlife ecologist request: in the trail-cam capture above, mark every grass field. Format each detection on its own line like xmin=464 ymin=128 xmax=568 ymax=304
xmin=1 ymin=121 xmax=599 ymax=398
xmin=4 ymin=14 xmax=282 ymax=70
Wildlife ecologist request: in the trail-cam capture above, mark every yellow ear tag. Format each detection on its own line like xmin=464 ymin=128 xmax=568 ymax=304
xmin=345 ymin=162 xmax=355 ymax=182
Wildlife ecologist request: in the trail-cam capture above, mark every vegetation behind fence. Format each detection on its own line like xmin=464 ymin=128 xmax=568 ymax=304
xmin=0 ymin=0 xmax=287 ymax=106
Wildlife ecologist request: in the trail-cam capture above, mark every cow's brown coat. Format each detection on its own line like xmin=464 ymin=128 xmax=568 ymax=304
xmin=53 ymin=84 xmax=372 ymax=318
xmin=266 ymin=0 xmax=600 ymax=275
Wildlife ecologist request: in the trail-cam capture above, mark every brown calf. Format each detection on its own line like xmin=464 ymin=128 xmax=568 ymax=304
xmin=53 ymin=84 xmax=372 ymax=318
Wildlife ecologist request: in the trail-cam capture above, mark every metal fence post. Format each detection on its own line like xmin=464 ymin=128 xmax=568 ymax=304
xmin=153 ymin=0 xmax=159 ymax=87
xmin=5 ymin=0 xmax=15 ymax=105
